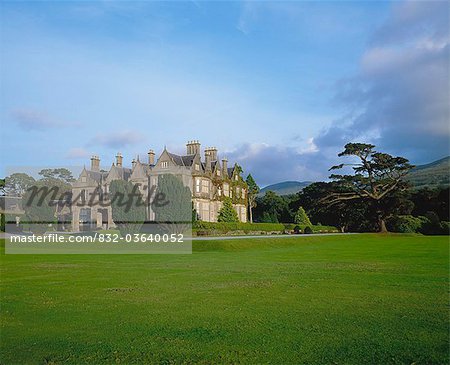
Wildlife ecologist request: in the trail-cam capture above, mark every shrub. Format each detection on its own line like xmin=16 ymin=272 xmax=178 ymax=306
xmin=283 ymin=223 xmax=296 ymax=230
xmin=420 ymin=211 xmax=445 ymax=235
xmin=303 ymin=226 xmax=313 ymax=234
xmin=440 ymin=221 xmax=450 ymax=236
xmin=439 ymin=221 xmax=450 ymax=235
xmin=293 ymin=225 xmax=301 ymax=234
xmin=386 ymin=215 xmax=426 ymax=233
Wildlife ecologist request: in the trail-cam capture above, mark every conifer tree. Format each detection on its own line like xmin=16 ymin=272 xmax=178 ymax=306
xmin=295 ymin=206 xmax=312 ymax=226
xmin=246 ymin=174 xmax=259 ymax=223
xmin=218 ymin=197 xmax=239 ymax=222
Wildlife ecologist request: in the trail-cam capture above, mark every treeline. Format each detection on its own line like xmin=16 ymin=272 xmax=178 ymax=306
xmin=252 ymin=185 xmax=449 ymax=234
xmin=247 ymin=143 xmax=449 ymax=235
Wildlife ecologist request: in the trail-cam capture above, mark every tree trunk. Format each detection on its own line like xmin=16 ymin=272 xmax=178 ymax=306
xmin=249 ymin=206 xmax=253 ymax=223
xmin=379 ymin=218 xmax=387 ymax=233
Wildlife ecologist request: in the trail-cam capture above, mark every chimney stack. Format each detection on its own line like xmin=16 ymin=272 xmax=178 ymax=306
xmin=208 ymin=147 xmax=218 ymax=161
xmin=205 ymin=150 xmax=211 ymax=171
xmin=116 ymin=152 xmax=123 ymax=167
xmin=222 ymin=158 xmax=228 ymax=177
xmin=148 ymin=149 xmax=155 ymax=165
xmin=90 ymin=155 xmax=100 ymax=172
xmin=186 ymin=140 xmax=201 ymax=155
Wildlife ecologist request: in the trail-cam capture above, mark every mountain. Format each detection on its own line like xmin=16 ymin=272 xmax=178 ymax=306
xmin=405 ymin=156 xmax=450 ymax=189
xmin=259 ymin=181 xmax=312 ymax=196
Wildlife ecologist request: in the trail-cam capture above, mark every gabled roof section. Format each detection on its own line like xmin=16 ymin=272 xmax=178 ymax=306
xmin=181 ymin=155 xmax=195 ymax=167
xmin=130 ymin=160 xmax=149 ymax=180
xmin=106 ymin=165 xmax=132 ymax=183
xmin=78 ymin=167 xmax=107 ymax=183
xmin=167 ymin=152 xmax=184 ymax=166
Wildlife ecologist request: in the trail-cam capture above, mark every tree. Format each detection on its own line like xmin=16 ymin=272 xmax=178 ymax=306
xmin=324 ymin=143 xmax=413 ymax=232
xmin=0 ymin=178 xmax=5 ymax=196
xmin=294 ymin=206 xmax=312 ymax=226
xmin=109 ymin=180 xmax=146 ymax=235
xmin=37 ymin=168 xmax=74 ymax=194
xmin=253 ymin=191 xmax=293 ymax=223
xmin=38 ymin=168 xmax=74 ymax=183
xmin=5 ymin=173 xmax=35 ymax=196
xmin=154 ymin=174 xmax=192 ymax=223
xmin=245 ymin=174 xmax=259 ymax=223
xmin=22 ymin=186 xmax=56 ymax=233
xmin=218 ymin=197 xmax=239 ymax=222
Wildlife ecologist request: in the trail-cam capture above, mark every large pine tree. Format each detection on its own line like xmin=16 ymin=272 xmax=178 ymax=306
xmin=324 ymin=143 xmax=413 ymax=232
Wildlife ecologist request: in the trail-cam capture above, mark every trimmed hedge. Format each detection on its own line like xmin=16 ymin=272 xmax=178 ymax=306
xmin=284 ymin=223 xmax=338 ymax=233
xmin=194 ymin=221 xmax=285 ymax=233
xmin=193 ymin=221 xmax=338 ymax=235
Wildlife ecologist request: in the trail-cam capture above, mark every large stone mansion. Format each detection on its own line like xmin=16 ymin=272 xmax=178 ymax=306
xmin=71 ymin=141 xmax=248 ymax=231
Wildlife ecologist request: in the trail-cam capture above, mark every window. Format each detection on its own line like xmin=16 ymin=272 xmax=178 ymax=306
xmin=202 ymin=203 xmax=210 ymax=221
xmin=235 ymin=175 xmax=238 ymax=181
xmin=195 ymin=163 xmax=200 ymax=171
xmin=81 ymin=176 xmax=87 ymax=183
xmin=201 ymin=179 xmax=209 ymax=193
xmin=218 ymin=187 xmax=222 ymax=196
xmin=223 ymin=183 xmax=229 ymax=197
xmin=195 ymin=178 xmax=200 ymax=193
xmin=241 ymin=189 xmax=245 ymax=199
xmin=161 ymin=161 xmax=168 ymax=169
xmin=217 ymin=170 xmax=221 ymax=176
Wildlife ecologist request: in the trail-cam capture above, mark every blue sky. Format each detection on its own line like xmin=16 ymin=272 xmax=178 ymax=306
xmin=1 ymin=1 xmax=448 ymax=186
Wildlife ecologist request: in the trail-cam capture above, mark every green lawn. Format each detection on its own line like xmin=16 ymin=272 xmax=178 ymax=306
xmin=0 ymin=234 xmax=448 ymax=364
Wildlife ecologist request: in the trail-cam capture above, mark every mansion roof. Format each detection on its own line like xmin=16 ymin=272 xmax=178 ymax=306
xmin=75 ymin=141 xmax=242 ymax=186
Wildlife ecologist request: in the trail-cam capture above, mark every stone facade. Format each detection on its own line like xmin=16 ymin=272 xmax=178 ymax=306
xmin=71 ymin=141 xmax=247 ymax=231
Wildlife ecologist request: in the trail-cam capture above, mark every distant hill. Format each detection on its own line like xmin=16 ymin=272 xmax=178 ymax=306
xmin=405 ymin=156 xmax=450 ymax=189
xmin=259 ymin=181 xmax=312 ymax=196
xmin=258 ymin=157 xmax=449 ymax=196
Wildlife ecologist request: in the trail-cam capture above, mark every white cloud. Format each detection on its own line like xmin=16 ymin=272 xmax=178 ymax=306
xmin=66 ymin=147 xmax=90 ymax=159
xmin=88 ymin=130 xmax=144 ymax=149
xmin=11 ymin=109 xmax=78 ymax=130
xmin=317 ymin=0 xmax=450 ymax=164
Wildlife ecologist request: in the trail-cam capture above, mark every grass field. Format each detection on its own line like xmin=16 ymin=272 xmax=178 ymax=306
xmin=0 ymin=234 xmax=448 ymax=364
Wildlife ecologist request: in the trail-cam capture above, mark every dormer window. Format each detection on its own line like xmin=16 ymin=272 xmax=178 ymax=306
xmin=81 ymin=176 xmax=87 ymax=183
xmin=161 ymin=161 xmax=168 ymax=169
xmin=217 ymin=170 xmax=221 ymax=176
xmin=195 ymin=163 xmax=200 ymax=171
xmin=235 ymin=175 xmax=238 ymax=181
